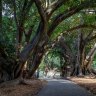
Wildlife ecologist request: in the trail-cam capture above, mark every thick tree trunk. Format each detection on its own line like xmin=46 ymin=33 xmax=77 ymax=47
xmin=13 ymin=22 xmax=43 ymax=78
xmin=57 ymin=36 xmax=74 ymax=77
xmin=28 ymin=44 xmax=46 ymax=78
xmin=71 ymin=32 xmax=86 ymax=76
xmin=58 ymin=36 xmax=74 ymax=64
xmin=0 ymin=22 xmax=47 ymax=81
xmin=71 ymin=32 xmax=81 ymax=76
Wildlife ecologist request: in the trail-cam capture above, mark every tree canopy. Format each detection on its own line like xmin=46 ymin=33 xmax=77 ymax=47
xmin=0 ymin=0 xmax=96 ymax=82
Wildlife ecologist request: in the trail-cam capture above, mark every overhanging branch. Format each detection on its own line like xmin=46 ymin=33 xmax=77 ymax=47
xmin=55 ymin=24 xmax=96 ymax=43
xmin=88 ymin=34 xmax=96 ymax=41
xmin=48 ymin=0 xmax=96 ymax=36
xmin=66 ymin=24 xmax=96 ymax=33
xmin=46 ymin=0 xmax=69 ymax=17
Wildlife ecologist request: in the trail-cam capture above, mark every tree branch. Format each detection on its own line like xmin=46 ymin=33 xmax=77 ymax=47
xmin=34 ymin=0 xmax=47 ymax=23
xmin=25 ymin=0 xmax=34 ymax=15
xmin=66 ymin=24 xmax=96 ymax=33
xmin=46 ymin=0 xmax=69 ymax=17
xmin=22 ymin=0 xmax=28 ymax=11
xmin=12 ymin=0 xmax=21 ymax=46
xmin=84 ymin=30 xmax=93 ymax=44
xmin=19 ymin=0 xmax=33 ymax=25
xmin=18 ymin=0 xmax=34 ymax=43
xmin=55 ymin=24 xmax=96 ymax=45
xmin=19 ymin=0 xmax=28 ymax=23
xmin=65 ymin=24 xmax=96 ymax=43
xmin=65 ymin=24 xmax=96 ymax=45
xmin=87 ymin=34 xmax=96 ymax=41
xmin=48 ymin=0 xmax=96 ymax=36
xmin=24 ymin=25 xmax=34 ymax=43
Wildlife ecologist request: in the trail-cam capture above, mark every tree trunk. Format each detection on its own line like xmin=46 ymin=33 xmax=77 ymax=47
xmin=71 ymin=32 xmax=86 ymax=76
xmin=83 ymin=43 xmax=96 ymax=75
xmin=28 ymin=45 xmax=46 ymax=78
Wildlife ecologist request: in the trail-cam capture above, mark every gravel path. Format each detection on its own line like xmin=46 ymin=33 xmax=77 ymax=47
xmin=37 ymin=79 xmax=93 ymax=96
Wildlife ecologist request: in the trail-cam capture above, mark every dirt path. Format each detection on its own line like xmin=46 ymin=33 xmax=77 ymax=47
xmin=37 ymin=79 xmax=93 ymax=96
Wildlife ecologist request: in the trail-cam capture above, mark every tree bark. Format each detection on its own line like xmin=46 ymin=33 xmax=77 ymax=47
xmin=84 ymin=43 xmax=96 ymax=69
xmin=28 ymin=45 xmax=46 ymax=78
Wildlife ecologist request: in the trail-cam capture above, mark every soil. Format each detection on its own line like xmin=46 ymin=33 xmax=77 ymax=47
xmin=0 ymin=78 xmax=47 ymax=96
xmin=70 ymin=77 xmax=96 ymax=96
